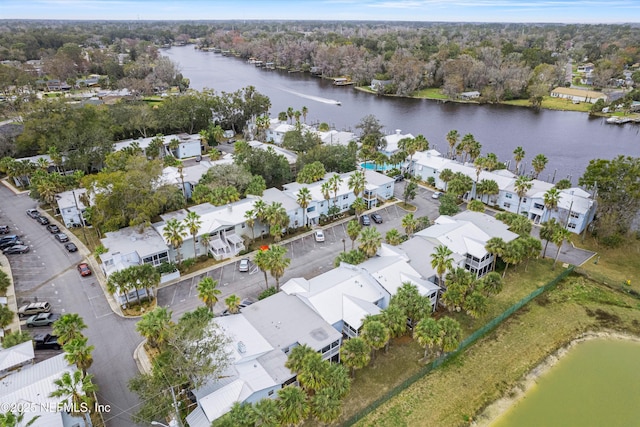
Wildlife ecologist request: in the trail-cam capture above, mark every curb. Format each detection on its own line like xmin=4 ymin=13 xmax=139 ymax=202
xmin=133 ymin=339 xmax=153 ymax=375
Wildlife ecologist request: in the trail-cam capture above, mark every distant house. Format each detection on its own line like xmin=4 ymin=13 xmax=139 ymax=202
xmin=264 ymin=119 xmax=296 ymax=145
xmin=459 ymin=91 xmax=481 ymax=100
xmin=370 ymin=78 xmax=392 ymax=92
xmin=550 ymin=87 xmax=606 ymax=104
xmin=316 ymin=129 xmax=357 ymax=147
xmin=113 ymin=133 xmax=203 ymax=160
xmin=160 ymin=155 xmax=234 ymax=199
xmin=0 ymin=341 xmax=34 ymax=375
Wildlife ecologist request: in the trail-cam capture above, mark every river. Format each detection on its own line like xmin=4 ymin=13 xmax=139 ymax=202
xmin=162 ymin=46 xmax=640 ymax=181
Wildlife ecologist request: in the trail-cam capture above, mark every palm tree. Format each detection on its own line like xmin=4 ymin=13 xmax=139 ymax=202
xmin=401 ymin=213 xmax=419 ymax=236
xmin=225 ymin=294 xmax=242 ymax=314
xmin=296 ymin=187 xmax=312 ymax=228
xmin=379 ymin=304 xmax=407 ymax=343
xmin=163 ymin=218 xmax=186 ymax=264
xmin=446 ymin=130 xmax=459 ymax=159
xmin=328 ymin=174 xmax=343 ymax=209
xmin=136 ymin=306 xmax=173 ymax=350
xmin=0 ymin=410 xmax=40 ymax=426
xmin=244 ymin=209 xmax=256 ymax=241
xmin=359 ymin=226 xmax=382 ymax=257
xmin=430 ymin=244 xmax=454 ymax=287
xmin=521 ymin=236 xmax=542 ymax=271
xmin=542 ymin=187 xmax=561 ymax=222
xmin=286 ymin=107 xmax=294 ymax=124
xmin=197 ymin=277 xmax=221 ymax=312
xmin=53 ymin=313 xmax=87 ymax=346
xmin=63 ymin=336 xmax=94 ymax=376
xmin=513 ymin=146 xmax=526 ymax=174
xmin=266 ymin=244 xmax=291 ymax=291
xmin=297 ymin=351 xmax=329 ymax=392
xmin=285 ymin=344 xmax=315 ymax=374
xmin=346 ymin=219 xmax=361 ymax=250
xmin=278 ymin=386 xmax=309 ymax=426
xmin=514 ymin=175 xmax=533 ymax=215
xmin=227 ymin=402 xmax=257 ymax=426
xmin=183 ymin=211 xmax=202 ymax=259
xmin=311 ymin=389 xmax=342 ymax=425
xmin=439 ymin=316 xmax=462 ymax=353
xmin=468 ymin=199 xmax=485 ymax=212
xmin=340 ymin=337 xmax=371 ymax=378
xmin=253 ymin=398 xmax=281 ymax=427
xmin=502 ymin=239 xmax=525 ymax=277
xmin=348 ymin=170 xmax=366 ymax=198
xmin=477 ymin=179 xmax=499 ymax=204
xmin=254 ymin=248 xmax=271 ymax=289
xmin=531 ymin=154 xmax=548 ymax=179
xmin=301 ymin=106 xmax=308 ymax=123
xmin=361 ymin=318 xmax=390 ymax=361
xmin=49 ymin=371 xmax=97 ymax=426
xmin=552 ymin=227 xmax=572 ymax=270
xmin=385 ymin=228 xmax=402 ymax=246
xmin=439 ymin=168 xmax=454 ymax=191
xmin=414 ymin=317 xmax=442 ymax=359
xmin=485 ymin=237 xmax=506 ymax=271
xmin=352 ymin=197 xmax=367 ymax=218
xmin=540 ymin=218 xmax=561 ymax=258
xmin=265 ymin=202 xmax=289 ymax=242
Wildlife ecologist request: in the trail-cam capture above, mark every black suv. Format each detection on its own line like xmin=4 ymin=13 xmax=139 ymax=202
xmin=36 ymin=216 xmax=50 ymax=225
xmin=360 ymin=214 xmax=371 ymax=226
xmin=33 ymin=333 xmax=61 ymax=350
xmin=371 ymin=213 xmax=383 ymax=224
xmin=46 ymin=224 xmax=60 ymax=234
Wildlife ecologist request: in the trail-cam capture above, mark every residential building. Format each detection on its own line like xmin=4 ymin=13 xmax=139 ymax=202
xmin=381 ymin=129 xmax=414 ymax=157
xmin=363 ymin=169 xmax=395 ymax=209
xmin=186 ymin=293 xmax=340 ymax=427
xmin=113 ymin=133 xmax=203 ymax=159
xmin=264 ymin=118 xmax=296 ymax=145
xmin=316 ymin=129 xmax=357 ymax=147
xmin=0 ymin=341 xmax=34 ymax=375
xmin=550 ymin=87 xmax=606 ymax=104
xmin=247 ymin=140 xmax=298 ymax=173
xmin=55 ymin=188 xmax=87 ymax=227
xmin=414 ymin=211 xmax=518 ymax=278
xmin=459 ymin=91 xmax=481 ymax=100
xmin=160 ymin=155 xmax=234 ymax=199
xmin=0 ymin=352 xmax=87 ymax=427
xmin=498 ymin=178 xmax=554 ymax=216
xmin=528 ymin=187 xmax=596 ymax=233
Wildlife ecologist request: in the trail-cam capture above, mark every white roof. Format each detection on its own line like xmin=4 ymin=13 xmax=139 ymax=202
xmin=530 ymin=187 xmax=593 ymax=214
xmin=248 ymin=140 xmax=297 ymax=164
xmin=364 ymin=169 xmax=394 ymax=187
xmin=282 ymin=265 xmax=385 ymax=326
xmin=113 ymin=132 xmax=200 ymax=152
xmin=55 ymin=188 xmax=87 ymax=211
xmin=160 ymin=155 xmax=234 ymax=186
xmin=0 ymin=354 xmax=79 ymax=427
xmin=317 ymin=130 xmax=356 ymax=146
xmin=0 ymin=341 xmax=34 ymax=372
xmin=504 ymin=177 xmax=553 ymax=196
xmin=416 ymin=212 xmax=518 ymax=259
xmin=283 ymin=172 xmax=353 ymax=203
xmin=214 ymin=315 xmax=273 ymax=363
xmin=360 ymin=255 xmax=439 ymax=296
xmin=412 ymin=149 xmax=453 ymax=171
xmin=100 ymin=226 xmax=169 ymax=260
xmin=383 ymin=131 xmax=414 ymax=153
xmin=343 ymin=295 xmax=382 ymax=330
xmin=261 ymin=188 xmax=299 ymax=212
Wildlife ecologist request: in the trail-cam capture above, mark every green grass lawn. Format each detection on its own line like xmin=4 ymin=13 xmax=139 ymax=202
xmin=412 ymin=88 xmax=449 ymax=100
xmin=502 ymin=96 xmax=592 ymax=112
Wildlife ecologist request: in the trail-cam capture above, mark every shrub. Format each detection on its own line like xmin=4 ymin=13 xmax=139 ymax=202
xmin=156 ymin=262 xmax=178 ymax=274
xmin=258 ymin=287 xmax=278 ymax=300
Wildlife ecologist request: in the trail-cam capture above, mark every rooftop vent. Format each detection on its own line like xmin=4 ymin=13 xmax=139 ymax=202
xmin=237 ymin=341 xmax=246 ymax=354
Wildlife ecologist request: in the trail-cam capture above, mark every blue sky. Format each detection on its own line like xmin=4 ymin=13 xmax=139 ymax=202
xmin=3 ymin=0 xmax=639 ymax=23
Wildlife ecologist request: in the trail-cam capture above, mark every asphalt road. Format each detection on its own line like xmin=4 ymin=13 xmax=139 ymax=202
xmin=0 ymin=184 xmax=142 ymax=427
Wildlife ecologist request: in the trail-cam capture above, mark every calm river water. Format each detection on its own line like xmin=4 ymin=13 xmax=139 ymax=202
xmin=491 ymin=338 xmax=640 ymax=427
xmin=163 ymin=46 xmax=640 ymax=180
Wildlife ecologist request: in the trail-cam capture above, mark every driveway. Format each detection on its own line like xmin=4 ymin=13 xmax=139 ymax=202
xmin=531 ymin=226 xmax=596 ymax=266
xmin=0 ymin=183 xmax=141 ymax=427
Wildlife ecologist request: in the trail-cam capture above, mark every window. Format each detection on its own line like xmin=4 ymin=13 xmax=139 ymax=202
xmin=568 ymin=223 xmax=577 ymax=229
xmin=268 ymin=390 xmax=274 ymax=396
xmin=504 ymin=202 xmax=511 ymax=208
xmin=241 ymin=223 xmax=245 ymax=228
xmin=343 ymin=195 xmax=349 ymax=200
xmin=505 ymin=193 xmax=513 ymax=199
xmin=534 ymin=203 xmax=544 ymax=210
xmin=320 ymin=203 xmax=324 ymax=207
xmin=343 ymin=204 xmax=348 ymax=209
xmin=570 ymin=212 xmax=580 ymax=219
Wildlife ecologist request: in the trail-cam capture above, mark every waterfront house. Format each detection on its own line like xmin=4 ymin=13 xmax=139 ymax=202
xmin=459 ymin=91 xmax=481 ymax=100
xmin=363 ymin=169 xmax=395 ymax=209
xmin=550 ymin=87 xmax=606 ymax=104
xmin=264 ymin=118 xmax=296 ymax=145
xmin=186 ymin=293 xmax=341 ymax=427
xmin=381 ymin=129 xmax=415 ymax=157
xmin=113 ymin=133 xmax=203 ymax=160
xmin=159 ymin=155 xmax=234 ymax=199
xmin=316 ymin=129 xmax=357 ymax=147
xmin=528 ymin=187 xmax=596 ymax=233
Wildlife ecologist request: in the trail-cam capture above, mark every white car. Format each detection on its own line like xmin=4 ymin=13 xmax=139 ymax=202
xmin=432 ymin=191 xmax=443 ymax=199
xmin=314 ymin=230 xmax=325 ymax=242
xmin=238 ymin=258 xmax=250 ymax=272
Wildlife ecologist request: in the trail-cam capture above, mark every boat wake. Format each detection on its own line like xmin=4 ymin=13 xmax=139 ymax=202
xmin=279 ymin=88 xmax=341 ymax=105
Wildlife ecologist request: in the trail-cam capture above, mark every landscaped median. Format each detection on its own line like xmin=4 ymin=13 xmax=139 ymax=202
xmin=330 ymin=260 xmax=640 ymax=426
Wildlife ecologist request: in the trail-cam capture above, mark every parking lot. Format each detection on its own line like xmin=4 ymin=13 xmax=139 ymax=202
xmin=157 ymin=184 xmax=442 ymax=318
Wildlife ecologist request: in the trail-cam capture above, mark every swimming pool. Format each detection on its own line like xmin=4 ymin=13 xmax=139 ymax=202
xmin=360 ymin=161 xmax=396 ymax=172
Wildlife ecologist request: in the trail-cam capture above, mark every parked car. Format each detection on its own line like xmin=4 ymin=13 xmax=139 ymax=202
xmin=394 ymin=174 xmax=405 ymax=182
xmin=0 ymin=234 xmax=19 ymax=244
xmin=26 ymin=209 xmax=40 ymax=218
xmin=0 ymin=238 xmax=22 ymax=250
xmin=36 ymin=216 xmax=50 ymax=225
xmin=0 ymin=225 xmax=9 ymax=234
xmin=3 ymin=244 xmax=29 ymax=254
xmin=54 ymin=233 xmax=69 ymax=243
xmin=432 ymin=191 xmax=443 ymax=199
xmin=64 ymin=242 xmax=78 ymax=252
xmin=33 ymin=333 xmax=61 ymax=350
xmin=46 ymin=224 xmax=60 ymax=234
xmin=26 ymin=312 xmax=60 ymax=327
xmin=314 ymin=230 xmax=325 ymax=242
xmin=238 ymin=258 xmax=250 ymax=272
xmin=77 ymin=262 xmax=92 ymax=276
xmin=371 ymin=213 xmax=383 ymax=224
xmin=360 ymin=214 xmax=371 ymax=226
xmin=18 ymin=302 xmax=51 ymax=318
